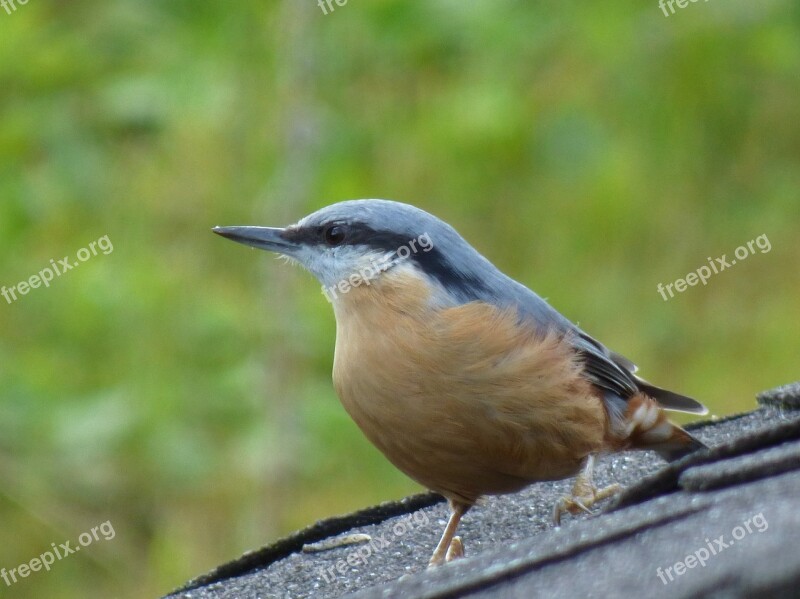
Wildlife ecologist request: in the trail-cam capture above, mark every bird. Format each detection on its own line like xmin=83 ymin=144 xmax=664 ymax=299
xmin=213 ymin=199 xmax=708 ymax=567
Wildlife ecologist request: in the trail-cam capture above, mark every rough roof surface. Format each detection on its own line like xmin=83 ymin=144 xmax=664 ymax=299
xmin=166 ymin=382 xmax=800 ymax=599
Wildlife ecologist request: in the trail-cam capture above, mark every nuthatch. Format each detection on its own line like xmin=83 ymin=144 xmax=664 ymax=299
xmin=213 ymin=199 xmax=708 ymax=567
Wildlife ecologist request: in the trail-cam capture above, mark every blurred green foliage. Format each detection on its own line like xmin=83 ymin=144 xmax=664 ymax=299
xmin=0 ymin=1 xmax=798 ymax=597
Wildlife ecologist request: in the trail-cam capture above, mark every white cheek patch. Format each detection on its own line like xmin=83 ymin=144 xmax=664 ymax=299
xmin=311 ymin=247 xmax=415 ymax=302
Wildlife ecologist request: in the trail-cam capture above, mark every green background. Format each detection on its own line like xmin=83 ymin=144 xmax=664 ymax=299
xmin=0 ymin=1 xmax=798 ymax=597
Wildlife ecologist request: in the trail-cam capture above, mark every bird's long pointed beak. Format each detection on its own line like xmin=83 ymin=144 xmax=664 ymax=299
xmin=212 ymin=226 xmax=296 ymax=253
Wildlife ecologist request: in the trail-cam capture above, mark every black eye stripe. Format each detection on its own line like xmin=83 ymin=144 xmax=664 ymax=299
xmin=282 ymin=221 xmax=491 ymax=298
xmin=281 ymin=226 xmax=323 ymax=245
xmin=282 ymin=222 xmax=398 ymax=248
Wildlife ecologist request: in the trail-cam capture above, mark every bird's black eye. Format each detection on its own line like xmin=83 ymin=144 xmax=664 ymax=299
xmin=323 ymin=224 xmax=347 ymax=246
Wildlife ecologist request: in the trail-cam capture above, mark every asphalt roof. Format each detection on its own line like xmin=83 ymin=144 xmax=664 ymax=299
xmin=166 ymin=381 xmax=800 ymax=599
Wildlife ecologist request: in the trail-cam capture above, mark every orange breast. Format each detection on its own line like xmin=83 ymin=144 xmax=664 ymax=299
xmin=331 ymin=267 xmax=609 ymax=504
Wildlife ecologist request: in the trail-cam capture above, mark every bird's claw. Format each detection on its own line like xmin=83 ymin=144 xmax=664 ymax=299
xmin=445 ymin=536 xmax=464 ymax=562
xmin=553 ymin=483 xmax=621 ymax=526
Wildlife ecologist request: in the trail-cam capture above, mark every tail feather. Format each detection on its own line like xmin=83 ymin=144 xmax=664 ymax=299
xmin=603 ymin=349 xmax=708 ymax=415
xmin=653 ymin=429 xmax=708 ymax=462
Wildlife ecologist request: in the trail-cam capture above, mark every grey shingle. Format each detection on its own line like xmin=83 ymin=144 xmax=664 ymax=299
xmin=757 ymin=381 xmax=800 ymax=410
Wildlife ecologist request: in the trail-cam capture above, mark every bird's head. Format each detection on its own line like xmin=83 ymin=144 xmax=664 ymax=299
xmin=214 ymin=199 xmax=497 ymax=304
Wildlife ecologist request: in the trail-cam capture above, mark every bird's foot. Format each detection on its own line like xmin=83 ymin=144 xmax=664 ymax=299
xmin=429 ymin=535 xmax=464 ymax=567
xmin=552 ymin=455 xmax=621 ymax=526
xmin=428 ymin=502 xmax=468 ymax=568
xmin=552 ymin=483 xmax=621 ymax=526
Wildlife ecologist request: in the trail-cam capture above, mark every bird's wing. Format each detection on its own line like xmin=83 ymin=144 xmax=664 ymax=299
xmin=632 ymin=376 xmax=708 ymax=414
xmin=572 ymin=332 xmax=639 ymax=399
xmin=573 ymin=331 xmax=707 ymax=414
